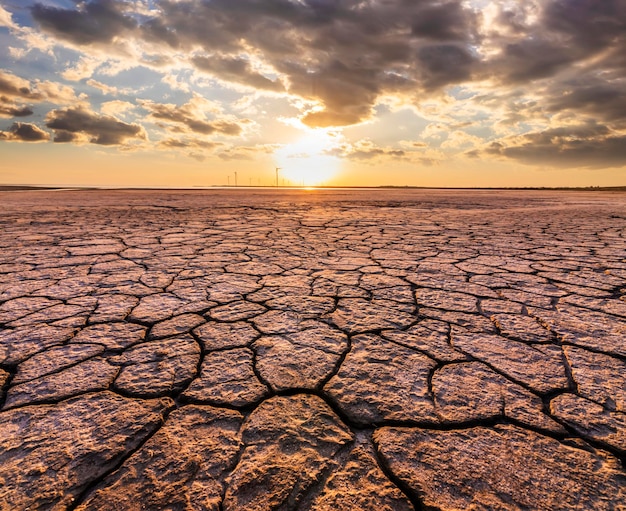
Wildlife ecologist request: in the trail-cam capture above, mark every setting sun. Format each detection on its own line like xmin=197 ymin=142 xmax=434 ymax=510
xmin=273 ymin=130 xmax=343 ymax=187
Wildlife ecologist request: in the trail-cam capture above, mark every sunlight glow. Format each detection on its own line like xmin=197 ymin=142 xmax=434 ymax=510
xmin=273 ymin=129 xmax=342 ymax=187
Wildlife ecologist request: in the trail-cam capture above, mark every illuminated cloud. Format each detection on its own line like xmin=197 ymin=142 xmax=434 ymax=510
xmin=0 ymin=122 xmax=50 ymax=142
xmin=0 ymin=70 xmax=80 ymax=104
xmin=0 ymin=105 xmax=33 ymax=118
xmin=326 ymin=140 xmax=407 ymax=161
xmin=140 ymin=98 xmax=248 ymax=136
xmin=45 ymin=106 xmax=146 ymax=145
xmin=476 ymin=124 xmax=626 ymax=168
xmin=192 ymin=55 xmax=284 ymax=92
xmin=0 ymin=5 xmax=15 ymax=28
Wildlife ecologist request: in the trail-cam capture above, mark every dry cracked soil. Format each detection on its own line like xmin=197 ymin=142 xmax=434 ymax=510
xmin=0 ymin=188 xmax=625 ymax=511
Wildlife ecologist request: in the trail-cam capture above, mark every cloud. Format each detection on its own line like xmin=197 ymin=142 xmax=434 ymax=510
xmin=86 ymin=79 xmax=119 ymax=95
xmin=0 ymin=70 xmax=79 ymax=103
xmin=0 ymin=104 xmax=33 ymax=118
xmin=0 ymin=70 xmax=40 ymax=101
xmin=0 ymin=122 xmax=50 ymax=142
xmin=476 ymin=123 xmax=626 ymax=168
xmin=45 ymin=106 xmax=146 ymax=145
xmin=417 ymin=44 xmax=476 ymax=89
xmin=140 ymin=97 xmax=247 ymax=136
xmin=0 ymin=5 xmax=16 ymax=29
xmin=218 ymin=144 xmax=278 ymax=161
xmin=61 ymin=56 xmax=102 ymax=81
xmin=158 ymin=138 xmax=222 ymax=150
xmin=192 ymin=55 xmax=284 ymax=92
xmin=0 ymin=70 xmax=82 ymax=123
xmin=546 ymin=80 xmax=626 ymax=125
xmin=31 ymin=0 xmax=137 ymax=46
xmin=326 ymin=139 xmax=406 ymax=161
xmin=100 ymin=100 xmax=136 ymax=116
xmin=411 ymin=2 xmax=478 ymax=41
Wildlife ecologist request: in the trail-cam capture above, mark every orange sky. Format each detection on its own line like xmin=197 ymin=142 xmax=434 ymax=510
xmin=1 ymin=1 xmax=625 ymax=187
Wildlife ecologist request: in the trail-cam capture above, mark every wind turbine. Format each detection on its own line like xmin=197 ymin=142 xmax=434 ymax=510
xmin=275 ymin=167 xmax=281 ymax=187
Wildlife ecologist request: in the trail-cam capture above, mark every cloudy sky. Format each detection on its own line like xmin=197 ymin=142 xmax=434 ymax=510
xmin=1 ymin=0 xmax=625 ymax=187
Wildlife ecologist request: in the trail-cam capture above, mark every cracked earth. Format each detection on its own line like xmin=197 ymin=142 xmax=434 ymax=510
xmin=1 ymin=188 xmax=625 ymax=511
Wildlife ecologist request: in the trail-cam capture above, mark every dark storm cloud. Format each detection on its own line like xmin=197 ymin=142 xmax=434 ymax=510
xmin=546 ymin=80 xmax=626 ymax=125
xmin=544 ymin=0 xmax=626 ymax=51
xmin=497 ymin=39 xmax=575 ymax=83
xmin=479 ymin=124 xmax=626 ymax=168
xmin=489 ymin=0 xmax=626 ymax=86
xmin=141 ymin=100 xmax=245 ymax=136
xmin=0 ymin=122 xmax=50 ymax=142
xmin=31 ymin=0 xmax=136 ymax=45
xmin=45 ymin=106 xmax=145 ymax=145
xmin=417 ymin=44 xmax=476 ymax=89
xmin=411 ymin=2 xmax=478 ymax=41
xmin=192 ymin=55 xmax=285 ymax=92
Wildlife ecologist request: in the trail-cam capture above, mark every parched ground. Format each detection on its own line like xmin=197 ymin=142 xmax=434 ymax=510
xmin=0 ymin=188 xmax=625 ymax=511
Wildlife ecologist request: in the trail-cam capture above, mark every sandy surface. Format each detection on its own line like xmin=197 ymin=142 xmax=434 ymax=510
xmin=0 ymin=189 xmax=625 ymax=510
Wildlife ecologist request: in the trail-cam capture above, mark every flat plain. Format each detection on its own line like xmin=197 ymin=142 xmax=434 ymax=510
xmin=0 ymin=188 xmax=625 ymax=510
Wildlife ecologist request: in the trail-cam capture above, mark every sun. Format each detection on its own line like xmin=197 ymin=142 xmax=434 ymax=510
xmin=274 ymin=129 xmax=342 ymax=187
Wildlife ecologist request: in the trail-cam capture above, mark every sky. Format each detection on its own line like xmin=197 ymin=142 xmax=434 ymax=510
xmin=0 ymin=0 xmax=625 ymax=188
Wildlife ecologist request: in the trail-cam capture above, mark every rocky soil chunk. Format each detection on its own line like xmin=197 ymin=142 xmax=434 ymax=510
xmin=564 ymin=345 xmax=626 ymax=412
xmin=223 ymin=394 xmax=353 ymax=510
xmin=251 ymin=309 xmax=306 ymax=334
xmin=0 ymin=325 xmax=76 ymax=365
xmin=12 ymin=343 xmax=104 ymax=384
xmin=550 ymin=393 xmax=626 ymax=455
xmin=4 ymin=357 xmax=119 ymax=409
xmin=0 ymin=296 xmax=62 ymax=323
xmin=415 ymin=288 xmax=478 ymax=312
xmin=149 ymin=313 xmax=205 ymax=339
xmin=451 ymin=330 xmax=569 ymax=394
xmin=382 ymin=323 xmax=467 ymax=362
xmin=419 ymin=308 xmax=496 ymax=333
xmin=209 ymin=300 xmax=267 ymax=321
xmin=491 ymin=313 xmax=553 ymax=343
xmin=89 ymin=293 xmax=139 ymax=324
xmin=0 ymin=392 xmax=173 ymax=510
xmin=328 ymin=298 xmax=415 ymax=333
xmin=325 ymin=334 xmax=438 ymax=425
xmin=254 ymin=321 xmax=348 ymax=391
xmin=265 ymin=295 xmax=335 ymax=316
xmin=194 ymin=321 xmax=259 ymax=350
xmin=432 ymin=362 xmax=565 ymax=433
xmin=77 ymin=405 xmax=243 ymax=511
xmin=532 ymin=304 xmax=626 ymax=357
xmin=375 ymin=424 xmax=626 ymax=510
xmin=7 ymin=303 xmax=90 ymax=328
xmin=183 ymin=348 xmax=269 ymax=407
xmin=307 ymin=433 xmax=413 ymax=511
xmin=113 ymin=336 xmax=200 ymax=396
xmin=70 ymin=322 xmax=147 ymax=350
xmin=128 ymin=293 xmax=191 ymax=323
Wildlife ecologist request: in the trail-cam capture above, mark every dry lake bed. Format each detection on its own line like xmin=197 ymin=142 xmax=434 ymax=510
xmin=0 ymin=188 xmax=625 ymax=510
